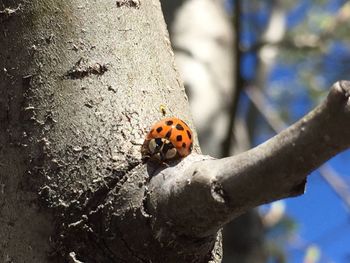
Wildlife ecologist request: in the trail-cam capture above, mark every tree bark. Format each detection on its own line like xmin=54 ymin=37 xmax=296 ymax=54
xmin=1 ymin=1 xmax=350 ymax=263
xmin=0 ymin=0 xmax=196 ymax=262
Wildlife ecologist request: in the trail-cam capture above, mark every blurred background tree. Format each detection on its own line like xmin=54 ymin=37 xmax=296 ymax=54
xmin=161 ymin=0 xmax=350 ymax=262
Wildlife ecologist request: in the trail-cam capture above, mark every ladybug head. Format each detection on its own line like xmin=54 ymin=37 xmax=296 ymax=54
xmin=148 ymin=138 xmax=178 ymax=161
xmin=142 ymin=137 xmax=178 ymax=162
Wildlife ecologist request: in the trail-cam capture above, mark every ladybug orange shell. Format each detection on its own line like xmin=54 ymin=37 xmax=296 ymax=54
xmin=141 ymin=118 xmax=193 ymax=162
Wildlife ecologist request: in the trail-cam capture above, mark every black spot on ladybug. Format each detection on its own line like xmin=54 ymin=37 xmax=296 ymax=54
xmin=165 ymin=130 xmax=172 ymax=139
xmin=166 ymin=120 xmax=173 ymax=126
xmin=156 ymin=127 xmax=163 ymax=133
xmin=175 ymin=123 xmax=184 ymax=130
xmin=182 ymin=142 xmax=186 ymax=148
xmin=189 ymin=143 xmax=193 ymax=151
xmin=176 ymin=135 xmax=182 ymax=142
xmin=186 ymin=130 xmax=192 ymax=139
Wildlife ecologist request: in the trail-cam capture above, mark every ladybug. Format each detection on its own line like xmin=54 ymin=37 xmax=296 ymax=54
xmin=141 ymin=117 xmax=193 ymax=162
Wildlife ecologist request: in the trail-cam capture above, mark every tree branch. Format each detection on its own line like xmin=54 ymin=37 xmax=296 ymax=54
xmin=148 ymin=80 xmax=350 ymax=240
xmin=221 ymin=0 xmax=243 ymax=157
xmin=245 ymin=84 xmax=350 ymax=212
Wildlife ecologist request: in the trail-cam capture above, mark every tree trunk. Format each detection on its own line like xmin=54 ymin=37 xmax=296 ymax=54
xmin=2 ymin=1 xmax=350 ymax=263
xmin=0 ymin=0 xmax=200 ymax=262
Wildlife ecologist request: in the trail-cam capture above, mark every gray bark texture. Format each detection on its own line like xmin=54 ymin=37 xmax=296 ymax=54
xmin=0 ymin=0 xmax=199 ymax=262
xmin=1 ymin=1 xmax=350 ymax=263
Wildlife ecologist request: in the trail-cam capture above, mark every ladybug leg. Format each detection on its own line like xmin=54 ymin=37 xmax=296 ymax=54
xmin=162 ymin=161 xmax=169 ymax=168
xmin=141 ymin=154 xmax=151 ymax=164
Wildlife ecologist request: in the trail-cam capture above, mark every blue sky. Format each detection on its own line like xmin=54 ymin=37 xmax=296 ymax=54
xmin=236 ymin=1 xmax=350 ymax=262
